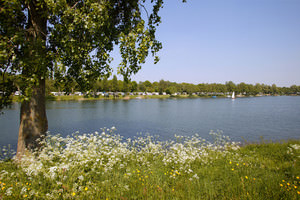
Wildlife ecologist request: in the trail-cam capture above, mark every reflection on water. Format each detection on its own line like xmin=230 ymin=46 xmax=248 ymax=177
xmin=1 ymin=96 xmax=300 ymax=149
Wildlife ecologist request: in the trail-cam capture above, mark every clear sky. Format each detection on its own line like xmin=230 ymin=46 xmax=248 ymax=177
xmin=112 ymin=0 xmax=300 ymax=87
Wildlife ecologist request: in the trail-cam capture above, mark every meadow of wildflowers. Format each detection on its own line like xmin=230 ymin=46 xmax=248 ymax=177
xmin=0 ymin=128 xmax=299 ymax=199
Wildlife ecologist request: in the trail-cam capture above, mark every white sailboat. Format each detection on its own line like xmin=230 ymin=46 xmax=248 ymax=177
xmin=231 ymin=91 xmax=235 ymax=99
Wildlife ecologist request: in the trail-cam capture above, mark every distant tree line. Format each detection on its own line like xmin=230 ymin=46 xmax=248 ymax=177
xmin=44 ymin=75 xmax=300 ymax=96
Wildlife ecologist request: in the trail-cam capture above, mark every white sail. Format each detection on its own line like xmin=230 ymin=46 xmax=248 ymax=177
xmin=232 ymin=91 xmax=235 ymax=99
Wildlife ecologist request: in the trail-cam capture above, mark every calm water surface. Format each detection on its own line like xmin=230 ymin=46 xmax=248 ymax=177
xmin=1 ymin=96 xmax=300 ymax=149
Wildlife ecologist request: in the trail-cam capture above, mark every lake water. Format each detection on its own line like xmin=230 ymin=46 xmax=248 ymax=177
xmin=1 ymin=96 xmax=300 ymax=149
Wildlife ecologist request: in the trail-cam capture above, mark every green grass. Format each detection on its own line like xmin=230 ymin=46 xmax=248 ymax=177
xmin=0 ymin=130 xmax=299 ymax=199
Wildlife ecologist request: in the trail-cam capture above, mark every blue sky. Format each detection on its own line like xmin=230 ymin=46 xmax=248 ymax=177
xmin=113 ymin=0 xmax=300 ymax=87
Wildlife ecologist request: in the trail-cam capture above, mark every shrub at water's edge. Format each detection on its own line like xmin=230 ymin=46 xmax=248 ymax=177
xmin=0 ymin=128 xmax=299 ymax=199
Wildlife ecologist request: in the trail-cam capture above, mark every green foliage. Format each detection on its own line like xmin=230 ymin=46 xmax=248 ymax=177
xmin=43 ymin=77 xmax=300 ymax=97
xmin=0 ymin=0 xmax=177 ymax=110
xmin=0 ymin=74 xmax=16 ymax=110
xmin=111 ymin=75 xmax=118 ymax=92
xmin=166 ymin=86 xmax=176 ymax=95
xmin=130 ymin=81 xmax=138 ymax=92
xmin=138 ymin=81 xmax=146 ymax=92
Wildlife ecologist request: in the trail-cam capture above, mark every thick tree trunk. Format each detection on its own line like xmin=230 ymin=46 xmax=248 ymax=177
xmin=16 ymin=1 xmax=48 ymax=159
xmin=17 ymin=79 xmax=48 ymax=158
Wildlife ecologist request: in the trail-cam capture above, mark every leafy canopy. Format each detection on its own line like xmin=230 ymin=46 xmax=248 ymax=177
xmin=0 ymin=0 xmax=186 ymax=109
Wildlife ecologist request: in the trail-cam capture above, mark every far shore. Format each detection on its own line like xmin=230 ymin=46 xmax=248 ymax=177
xmin=46 ymin=94 xmax=299 ymax=101
xmin=10 ymin=93 xmax=299 ymax=103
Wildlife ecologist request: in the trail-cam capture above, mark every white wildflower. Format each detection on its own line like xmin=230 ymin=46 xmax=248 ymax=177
xmin=193 ymin=173 xmax=199 ymax=179
xmin=56 ymin=181 xmax=62 ymax=186
xmin=290 ymin=144 xmax=300 ymax=150
xmin=124 ymin=185 xmax=129 ymax=191
xmin=78 ymin=175 xmax=84 ymax=181
xmin=5 ymin=187 xmax=13 ymax=196
xmin=21 ymin=186 xmax=27 ymax=195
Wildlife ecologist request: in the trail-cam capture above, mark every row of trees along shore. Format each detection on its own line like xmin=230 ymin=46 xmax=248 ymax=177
xmin=45 ymin=75 xmax=300 ymax=96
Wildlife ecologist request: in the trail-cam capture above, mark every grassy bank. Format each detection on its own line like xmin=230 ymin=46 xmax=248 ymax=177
xmin=0 ymin=129 xmax=299 ymax=199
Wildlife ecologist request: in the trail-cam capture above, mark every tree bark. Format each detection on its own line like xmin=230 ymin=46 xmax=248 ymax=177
xmin=16 ymin=1 xmax=48 ymax=159
xmin=17 ymin=79 xmax=48 ymax=158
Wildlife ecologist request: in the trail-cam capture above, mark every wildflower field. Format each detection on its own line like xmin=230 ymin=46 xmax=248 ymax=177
xmin=1 ymin=128 xmax=299 ymax=199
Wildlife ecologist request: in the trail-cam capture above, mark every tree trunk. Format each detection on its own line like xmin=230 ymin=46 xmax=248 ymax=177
xmin=16 ymin=1 xmax=48 ymax=159
xmin=17 ymin=79 xmax=48 ymax=158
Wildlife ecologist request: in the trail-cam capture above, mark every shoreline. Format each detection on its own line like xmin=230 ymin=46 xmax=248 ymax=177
xmin=10 ymin=92 xmax=300 ymax=103
xmin=41 ymin=94 xmax=299 ymax=102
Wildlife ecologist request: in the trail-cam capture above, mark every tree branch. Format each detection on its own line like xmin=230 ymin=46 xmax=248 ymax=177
xmin=138 ymin=2 xmax=149 ymax=19
xmin=71 ymin=1 xmax=81 ymax=9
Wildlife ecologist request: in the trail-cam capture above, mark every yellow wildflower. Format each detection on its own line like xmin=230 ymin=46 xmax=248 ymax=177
xmin=229 ymin=161 xmax=232 ymax=164
xmin=294 ymin=186 xmax=297 ymax=189
xmin=287 ymin=183 xmax=290 ymax=186
xmin=72 ymin=192 xmax=76 ymax=196
xmin=296 ymin=176 xmax=299 ymax=179
xmin=253 ymin=178 xmax=256 ymax=181
xmin=280 ymin=184 xmax=283 ymax=187
xmin=232 ymin=168 xmax=234 ymax=171
xmin=172 ymin=188 xmax=174 ymax=192
xmin=245 ymin=176 xmax=248 ymax=179
xmin=282 ymin=180 xmax=285 ymax=182
xmin=297 ymin=191 xmax=300 ymax=195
